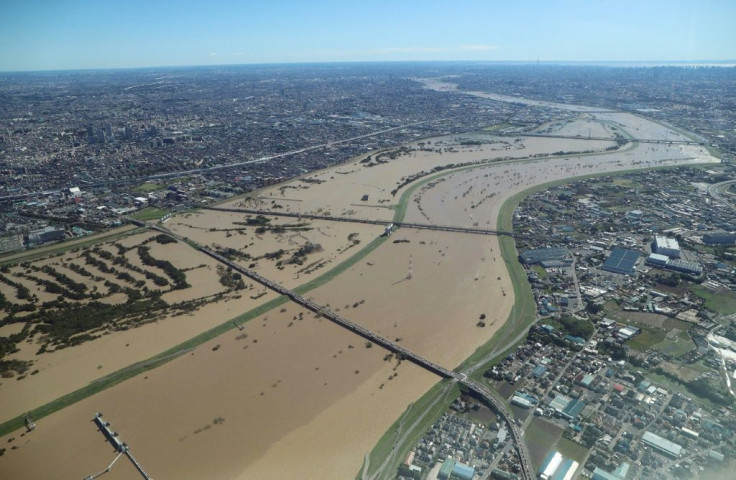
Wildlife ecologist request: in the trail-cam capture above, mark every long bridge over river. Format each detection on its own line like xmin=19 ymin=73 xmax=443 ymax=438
xmin=504 ymin=132 xmax=718 ymax=147
xmin=201 ymin=205 xmax=520 ymax=239
xmin=197 ymin=244 xmax=535 ymax=479
xmin=132 ymin=219 xmax=535 ymax=478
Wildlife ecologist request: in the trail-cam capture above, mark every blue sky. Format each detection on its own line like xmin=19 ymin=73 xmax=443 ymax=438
xmin=1 ymin=0 xmax=734 ymax=71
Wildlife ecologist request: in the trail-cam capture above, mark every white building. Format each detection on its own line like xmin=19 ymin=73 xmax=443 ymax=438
xmin=646 ymin=253 xmax=669 ymax=266
xmin=653 ymin=236 xmax=680 ymax=258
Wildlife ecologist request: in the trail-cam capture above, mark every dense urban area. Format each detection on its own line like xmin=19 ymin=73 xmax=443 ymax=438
xmin=1 ymin=64 xmax=736 ymax=479
xmin=1 ymin=64 xmax=734 ymax=249
xmin=397 ymin=165 xmax=736 ymax=480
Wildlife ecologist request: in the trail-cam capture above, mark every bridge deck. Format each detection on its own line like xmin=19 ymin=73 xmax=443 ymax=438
xmin=196 ymin=244 xmax=533 ymax=478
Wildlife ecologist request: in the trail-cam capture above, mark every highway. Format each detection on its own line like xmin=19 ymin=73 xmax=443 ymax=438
xmin=0 ymin=118 xmax=446 ymax=203
xmin=708 ymin=179 xmax=736 ymax=212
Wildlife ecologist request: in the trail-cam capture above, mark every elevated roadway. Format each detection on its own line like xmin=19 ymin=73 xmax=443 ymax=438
xmin=708 ymin=179 xmax=736 ymax=212
xmin=197 ymin=241 xmax=534 ymax=478
xmin=201 ymin=205 xmax=518 ymax=238
xmin=0 ymin=118 xmax=445 ymax=203
xmin=505 ymin=132 xmax=718 ymax=147
xmin=133 ymin=221 xmax=536 ymax=478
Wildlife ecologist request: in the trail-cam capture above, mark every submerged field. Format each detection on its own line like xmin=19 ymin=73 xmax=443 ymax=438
xmin=0 ymin=88 xmax=719 ymax=479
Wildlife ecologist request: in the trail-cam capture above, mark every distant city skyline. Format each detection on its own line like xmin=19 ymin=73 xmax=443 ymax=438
xmin=1 ymin=0 xmax=734 ymax=72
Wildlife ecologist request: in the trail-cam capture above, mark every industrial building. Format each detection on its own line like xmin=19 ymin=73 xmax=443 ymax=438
xmin=511 ymin=395 xmax=533 ymax=409
xmin=549 ymin=393 xmax=586 ymax=420
xmin=451 ymin=462 xmax=475 ymax=480
xmin=26 ymin=226 xmax=66 ymax=246
xmin=652 ymin=236 xmax=681 ymax=258
xmin=552 ymin=459 xmax=579 ymax=480
xmin=601 ymin=247 xmax=640 ymax=275
xmin=592 ymin=462 xmax=630 ymax=480
xmin=664 ymin=259 xmax=703 ymax=276
xmin=438 ymin=458 xmax=475 ymax=480
xmin=539 ymin=451 xmax=563 ymax=480
xmin=0 ymin=233 xmax=24 ymax=254
xmin=438 ymin=458 xmax=455 ymax=479
xmin=703 ymin=231 xmax=736 ymax=245
xmin=641 ymin=431 xmax=683 ymax=458
xmin=538 ymin=451 xmax=578 ymax=480
xmin=646 ymin=254 xmax=702 ymax=276
xmin=645 ymin=253 xmax=669 ymax=266
xmin=511 ymin=392 xmax=537 ymax=409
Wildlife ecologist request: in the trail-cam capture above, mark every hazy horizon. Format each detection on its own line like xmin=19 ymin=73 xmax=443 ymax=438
xmin=2 ymin=59 xmax=736 ymax=75
xmin=2 ymin=0 xmax=734 ymax=72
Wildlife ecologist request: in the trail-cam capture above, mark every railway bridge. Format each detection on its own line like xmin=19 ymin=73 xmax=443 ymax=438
xmin=196 ymin=243 xmax=535 ymax=479
xmin=130 ymin=220 xmax=536 ymax=478
xmin=200 ymin=206 xmax=520 ymax=239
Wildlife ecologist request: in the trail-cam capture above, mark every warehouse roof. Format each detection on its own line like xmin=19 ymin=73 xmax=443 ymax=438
xmin=642 ymin=431 xmax=682 ymax=458
xmin=602 ymin=247 xmax=640 ymax=275
xmin=655 ymin=236 xmax=679 ymax=250
xmin=452 ymin=462 xmax=475 ymax=480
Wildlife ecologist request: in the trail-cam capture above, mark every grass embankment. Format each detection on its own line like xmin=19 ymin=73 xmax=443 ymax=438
xmin=0 ymin=225 xmax=140 ymax=266
xmin=360 ymin=137 xmax=652 ymax=476
xmin=0 ymin=224 xmax=387 ymax=436
xmin=0 ymin=296 xmax=289 ymax=436
xmin=357 ymin=380 xmax=460 ymax=480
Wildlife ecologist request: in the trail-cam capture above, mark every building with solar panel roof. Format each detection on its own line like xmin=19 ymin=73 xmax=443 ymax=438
xmin=601 ymin=247 xmax=640 ymax=275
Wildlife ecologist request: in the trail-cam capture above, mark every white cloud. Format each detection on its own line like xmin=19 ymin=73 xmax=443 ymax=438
xmin=209 ymin=52 xmax=217 ymax=57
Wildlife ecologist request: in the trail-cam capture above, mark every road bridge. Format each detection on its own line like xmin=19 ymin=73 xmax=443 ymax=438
xmin=132 ymin=221 xmax=535 ymax=478
xmin=505 ymin=132 xmax=717 ymax=147
xmin=194 ymin=242 xmax=534 ymax=478
xmin=200 ymin=206 xmax=519 ymax=239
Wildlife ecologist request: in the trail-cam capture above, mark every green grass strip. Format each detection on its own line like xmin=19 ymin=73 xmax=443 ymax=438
xmin=0 ymin=226 xmax=143 ymax=267
xmin=0 ymin=130 xmax=705 ymax=441
xmin=0 ymin=295 xmax=290 ymax=436
xmin=357 ymin=132 xmax=723 ymax=477
xmin=294 ymin=235 xmax=388 ymax=295
xmin=0 ymin=224 xmax=387 ymax=436
xmin=358 ymin=380 xmax=460 ymax=480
